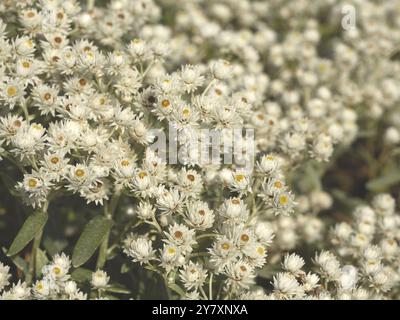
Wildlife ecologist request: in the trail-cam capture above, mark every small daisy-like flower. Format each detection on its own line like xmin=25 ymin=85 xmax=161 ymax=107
xmin=164 ymin=223 xmax=197 ymax=254
xmin=160 ymin=244 xmax=185 ymax=272
xmin=218 ymin=197 xmax=249 ymax=224
xmin=123 ymin=234 xmax=156 ymax=265
xmin=185 ymin=200 xmax=215 ymax=230
xmin=224 ymin=261 xmax=256 ymax=290
xmin=209 ymin=236 xmax=239 ymax=273
xmin=272 ymin=272 xmax=303 ymax=300
xmin=282 ymin=253 xmax=305 ymax=276
xmin=0 ymin=262 xmax=11 ymax=292
xmin=179 ymin=65 xmax=204 ymax=93
xmin=91 ymin=270 xmax=110 ymax=289
xmin=179 ymin=261 xmax=208 ymax=291
xmin=155 ymin=186 xmax=185 ymax=215
xmin=209 ymin=59 xmax=232 ymax=80
xmin=0 ymin=78 xmax=25 ymax=109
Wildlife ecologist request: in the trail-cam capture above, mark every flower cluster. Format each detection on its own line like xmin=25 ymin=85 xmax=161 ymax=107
xmin=0 ymin=253 xmax=114 ymax=300
xmin=0 ymin=0 xmax=399 ymax=301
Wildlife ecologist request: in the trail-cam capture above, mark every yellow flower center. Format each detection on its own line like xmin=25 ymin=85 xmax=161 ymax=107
xmin=234 ymin=174 xmax=245 ymax=182
xmin=279 ymin=195 xmax=289 ymax=205
xmin=161 ymin=99 xmax=170 ymax=108
xmin=50 ymin=157 xmax=59 ymax=164
xmin=53 ymin=266 xmax=61 ymax=275
xmin=75 ymin=169 xmax=85 ymax=177
xmin=257 ymin=246 xmax=265 ymax=255
xmin=22 ymin=61 xmax=30 ymax=68
xmin=167 ymin=247 xmax=176 ymax=254
xmin=6 ymin=86 xmax=17 ymax=97
xmin=274 ymin=181 xmax=283 ymax=189
xmin=221 ymin=242 xmax=230 ymax=250
xmin=28 ymin=178 xmax=37 ymax=188
xmin=182 ymin=108 xmax=190 ymax=117
xmin=138 ymin=171 xmax=148 ymax=179
xmin=121 ymin=160 xmax=130 ymax=167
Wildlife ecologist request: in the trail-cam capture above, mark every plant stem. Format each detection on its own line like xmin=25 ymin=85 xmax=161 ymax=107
xmin=20 ymin=101 xmax=30 ymax=124
xmin=27 ymin=230 xmax=42 ymax=285
xmin=196 ymin=233 xmax=217 ymax=241
xmin=96 ymin=192 xmax=120 ymax=269
xmin=87 ymin=0 xmax=95 ymax=11
xmin=209 ymin=273 xmax=213 ymax=300
xmin=200 ymin=286 xmax=208 ymax=300
xmin=27 ymin=202 xmax=48 ymax=284
xmin=201 ymin=79 xmax=215 ymax=97
xmin=164 ymin=276 xmax=172 ymax=300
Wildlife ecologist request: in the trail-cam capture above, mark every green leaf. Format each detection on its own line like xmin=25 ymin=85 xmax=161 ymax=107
xmin=7 ymin=211 xmax=48 ymax=256
xmin=366 ymin=171 xmax=400 ymax=191
xmin=71 ymin=268 xmax=93 ymax=283
xmin=168 ymin=283 xmax=186 ymax=297
xmin=106 ymin=284 xmax=131 ymax=295
xmin=120 ymin=263 xmax=130 ymax=274
xmin=43 ymin=237 xmax=68 ymax=256
xmin=35 ymin=249 xmax=49 ymax=278
xmin=72 ymin=216 xmax=112 ymax=268
xmin=12 ymin=256 xmax=29 ymax=275
xmin=2 ymin=248 xmax=29 ymax=275
xmin=102 ymin=294 xmax=119 ymax=300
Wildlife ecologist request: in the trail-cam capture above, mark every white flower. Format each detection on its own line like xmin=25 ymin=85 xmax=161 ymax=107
xmin=282 ymin=253 xmax=305 ymax=276
xmin=339 ymin=265 xmax=358 ymax=291
xmin=179 ymin=65 xmax=204 ymax=93
xmin=33 ymin=280 xmax=51 ymax=299
xmin=224 ymin=261 xmax=255 ymax=290
xmin=185 ymin=200 xmax=215 ymax=230
xmin=91 ymin=270 xmax=110 ymax=289
xmin=0 ymin=263 xmax=10 ymax=292
xmin=124 ymin=234 xmax=156 ymax=265
xmin=314 ymin=251 xmax=341 ymax=281
xmin=155 ymin=187 xmax=185 ymax=215
xmin=272 ymin=273 xmax=303 ymax=300
xmin=209 ymin=59 xmax=232 ymax=80
xmin=179 ymin=261 xmax=207 ymax=290
xmin=1 ymin=281 xmax=31 ymax=300
xmin=42 ymin=253 xmax=71 ymax=282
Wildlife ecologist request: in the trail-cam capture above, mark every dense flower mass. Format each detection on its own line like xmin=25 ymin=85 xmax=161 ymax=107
xmin=0 ymin=0 xmax=400 ymax=300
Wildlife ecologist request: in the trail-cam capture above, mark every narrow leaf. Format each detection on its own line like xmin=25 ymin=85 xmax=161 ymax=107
xmin=71 ymin=268 xmax=93 ymax=283
xmin=106 ymin=284 xmax=131 ymax=295
xmin=72 ymin=216 xmax=112 ymax=268
xmin=366 ymin=171 xmax=400 ymax=191
xmin=7 ymin=211 xmax=48 ymax=256
xmin=168 ymin=283 xmax=186 ymax=297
